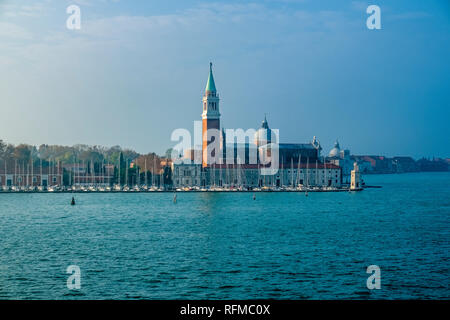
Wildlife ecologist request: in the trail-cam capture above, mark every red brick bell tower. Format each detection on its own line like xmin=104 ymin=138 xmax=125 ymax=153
xmin=202 ymin=63 xmax=221 ymax=167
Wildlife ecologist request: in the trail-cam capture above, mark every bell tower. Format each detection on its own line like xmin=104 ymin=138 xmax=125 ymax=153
xmin=202 ymin=63 xmax=221 ymax=167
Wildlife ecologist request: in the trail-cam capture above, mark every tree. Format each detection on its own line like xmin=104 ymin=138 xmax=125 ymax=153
xmin=134 ymin=153 xmax=161 ymax=174
xmin=163 ymin=166 xmax=172 ymax=187
xmin=13 ymin=144 xmax=32 ymax=163
xmin=0 ymin=140 xmax=6 ymax=166
xmin=0 ymin=140 xmax=6 ymax=156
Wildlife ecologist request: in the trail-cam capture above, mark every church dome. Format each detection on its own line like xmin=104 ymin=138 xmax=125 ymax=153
xmin=254 ymin=115 xmax=276 ymax=146
xmin=328 ymin=140 xmax=341 ymax=157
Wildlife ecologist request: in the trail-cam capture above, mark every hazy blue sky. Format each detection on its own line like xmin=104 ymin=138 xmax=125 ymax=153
xmin=0 ymin=0 xmax=449 ymax=158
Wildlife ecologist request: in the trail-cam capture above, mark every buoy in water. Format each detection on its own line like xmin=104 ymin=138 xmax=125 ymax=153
xmin=305 ymin=191 xmax=308 ymax=197
xmin=253 ymin=193 xmax=256 ymax=200
xmin=173 ymin=193 xmax=177 ymax=204
xmin=71 ymin=197 xmax=76 ymax=205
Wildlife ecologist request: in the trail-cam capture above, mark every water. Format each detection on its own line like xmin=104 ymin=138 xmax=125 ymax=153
xmin=0 ymin=172 xmax=449 ymax=299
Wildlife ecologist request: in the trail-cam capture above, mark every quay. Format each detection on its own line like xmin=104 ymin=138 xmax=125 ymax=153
xmin=0 ymin=186 xmax=365 ymax=193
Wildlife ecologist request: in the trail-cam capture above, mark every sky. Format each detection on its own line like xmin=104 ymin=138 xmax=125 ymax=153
xmin=0 ymin=0 xmax=449 ymax=158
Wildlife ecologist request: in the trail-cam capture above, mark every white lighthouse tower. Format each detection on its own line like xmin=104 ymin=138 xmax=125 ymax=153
xmin=350 ymin=162 xmax=362 ymax=190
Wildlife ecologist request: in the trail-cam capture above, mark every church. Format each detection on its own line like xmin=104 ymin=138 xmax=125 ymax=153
xmin=171 ymin=64 xmax=342 ymax=190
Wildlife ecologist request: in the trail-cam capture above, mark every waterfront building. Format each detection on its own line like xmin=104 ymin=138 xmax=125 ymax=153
xmin=328 ymin=140 xmax=341 ymax=158
xmin=172 ymin=161 xmax=202 ymax=188
xmin=0 ymin=165 xmax=63 ymax=187
xmin=171 ymin=64 xmax=344 ymax=189
xmin=351 ymin=155 xmax=394 ymax=174
xmin=327 ymin=140 xmax=353 ymax=181
xmin=172 ymin=161 xmax=342 ymax=189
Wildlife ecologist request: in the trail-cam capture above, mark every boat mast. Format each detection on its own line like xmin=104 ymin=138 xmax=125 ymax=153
xmin=125 ymin=159 xmax=128 ymax=187
xmin=296 ymin=155 xmax=301 ymax=187
xmin=257 ymin=161 xmax=260 ymax=187
xmin=315 ymin=159 xmax=318 ymax=187
xmin=153 ymin=157 xmax=156 ymax=187
xmin=40 ymin=158 xmax=42 ymax=187
xmin=31 ymin=158 xmax=34 ymax=187
xmin=137 ymin=164 xmax=140 ymax=187
xmin=145 ymin=158 xmax=148 ymax=186
xmin=306 ymin=157 xmax=309 ymax=188
xmin=291 ymin=158 xmax=294 ymax=187
xmin=118 ymin=155 xmax=121 ymax=187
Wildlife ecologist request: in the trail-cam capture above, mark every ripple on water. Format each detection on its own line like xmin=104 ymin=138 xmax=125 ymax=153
xmin=0 ymin=173 xmax=449 ymax=299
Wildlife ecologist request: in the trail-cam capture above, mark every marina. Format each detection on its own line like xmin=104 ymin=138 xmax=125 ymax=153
xmin=0 ymin=152 xmax=366 ymax=193
xmin=0 ymin=186 xmax=363 ymax=193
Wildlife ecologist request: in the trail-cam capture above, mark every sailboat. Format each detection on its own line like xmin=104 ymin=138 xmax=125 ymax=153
xmin=296 ymin=155 xmax=302 ymax=191
xmin=290 ymin=158 xmax=294 ymax=189
xmin=313 ymin=159 xmax=320 ymax=191
xmin=37 ymin=159 xmax=45 ymax=192
xmin=143 ymin=158 xmax=148 ymax=191
xmin=306 ymin=157 xmax=310 ymax=192
xmin=114 ymin=156 xmax=122 ymax=191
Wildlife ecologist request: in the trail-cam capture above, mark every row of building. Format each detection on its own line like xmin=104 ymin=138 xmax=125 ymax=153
xmin=0 ymin=160 xmax=163 ymax=188
xmin=173 ymin=162 xmax=343 ymax=189
xmin=4 ymin=65 xmax=444 ymax=190
xmin=0 ymin=161 xmax=117 ymax=187
xmin=0 ymin=163 xmax=63 ymax=187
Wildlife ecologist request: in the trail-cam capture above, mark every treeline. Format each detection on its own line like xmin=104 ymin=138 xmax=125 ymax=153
xmin=0 ymin=139 xmax=162 ymax=168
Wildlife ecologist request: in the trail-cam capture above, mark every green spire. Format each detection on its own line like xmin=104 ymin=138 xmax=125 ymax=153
xmin=205 ymin=62 xmax=216 ymax=93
